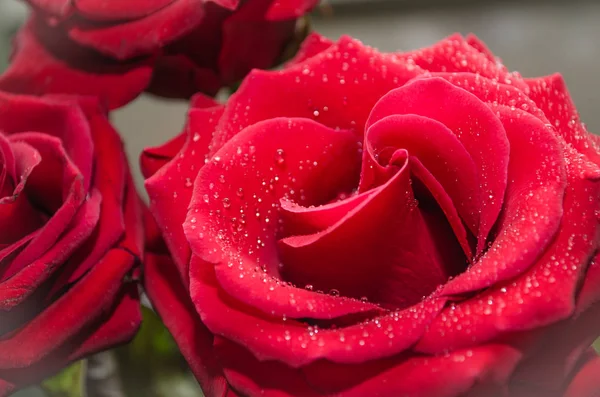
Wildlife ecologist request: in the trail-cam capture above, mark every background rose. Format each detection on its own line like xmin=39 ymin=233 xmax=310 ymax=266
xmin=0 ymin=92 xmax=143 ymax=395
xmin=0 ymin=0 xmax=318 ymax=109
xmin=142 ymin=33 xmax=600 ymax=396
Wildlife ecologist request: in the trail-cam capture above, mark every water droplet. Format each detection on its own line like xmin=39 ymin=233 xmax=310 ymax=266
xmin=193 ymin=133 xmax=200 ymax=142
xmin=275 ymin=149 xmax=286 ymax=167
xmin=222 ymin=198 xmax=231 ymax=208
xmin=236 ymin=187 xmax=244 ymax=198
xmin=185 ymin=178 xmax=193 ymax=188
xmin=329 ymin=289 xmax=340 ymax=297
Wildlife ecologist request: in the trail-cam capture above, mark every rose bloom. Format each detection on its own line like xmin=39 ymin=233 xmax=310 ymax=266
xmin=0 ymin=0 xmax=318 ymax=109
xmin=0 ymin=93 xmax=143 ymax=395
xmin=142 ymin=33 xmax=600 ymax=396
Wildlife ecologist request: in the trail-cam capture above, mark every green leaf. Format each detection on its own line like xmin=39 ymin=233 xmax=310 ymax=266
xmin=41 ymin=360 xmax=86 ymax=397
xmin=114 ymin=307 xmax=204 ymax=397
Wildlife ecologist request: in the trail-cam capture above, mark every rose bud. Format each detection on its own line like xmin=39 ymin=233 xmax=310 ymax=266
xmin=0 ymin=92 xmax=143 ymax=395
xmin=142 ymin=33 xmax=600 ymax=396
xmin=0 ymin=0 xmax=319 ymax=109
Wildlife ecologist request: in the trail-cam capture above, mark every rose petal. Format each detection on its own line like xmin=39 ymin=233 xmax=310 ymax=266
xmin=0 ymin=18 xmax=152 ymax=110
xmin=144 ymin=249 xmax=229 ymax=397
xmin=68 ymin=0 xmax=205 ymax=59
xmin=145 ymin=105 xmax=224 ymax=282
xmin=191 ymin=257 xmax=446 ymax=367
xmin=279 ymin=158 xmax=461 ymax=309
xmin=367 ymin=77 xmax=510 ymax=252
xmin=397 ymin=33 xmax=528 ymax=92
xmin=0 ymin=189 xmax=99 ymax=311
xmin=441 ymin=106 xmax=566 ymax=295
xmin=526 ymin=74 xmax=600 ymax=166
xmin=0 ymin=247 xmax=136 ymax=368
xmin=266 ymin=0 xmax=318 ymax=20
xmin=74 ymin=0 xmax=177 ymax=21
xmin=362 ymin=113 xmax=477 ymax=256
xmin=185 ymin=117 xmax=378 ymax=319
xmin=285 ymin=32 xmax=334 ymax=67
xmin=418 ymin=148 xmax=599 ymax=353
xmin=209 ymin=36 xmax=423 ymax=156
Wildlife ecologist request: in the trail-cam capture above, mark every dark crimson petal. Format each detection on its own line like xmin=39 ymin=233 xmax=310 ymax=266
xmin=190 ymin=256 xmax=446 ymax=367
xmin=266 ymin=0 xmax=319 ymax=20
xmin=145 ymin=250 xmax=230 ymax=397
xmin=564 ymin=352 xmax=600 ymax=397
xmin=367 ymin=77 xmax=510 ymax=252
xmin=209 ymin=36 xmax=423 ymax=156
xmin=417 ymin=144 xmax=599 ymax=354
xmin=26 ymin=0 xmax=71 ymax=18
xmin=48 ymin=97 xmax=129 ymax=290
xmin=68 ymin=0 xmax=205 ymax=59
xmin=146 ymin=54 xmax=222 ymax=99
xmin=0 ymin=140 xmax=44 ymax=246
xmin=74 ymin=0 xmax=177 ymax=21
xmin=207 ymin=0 xmax=240 ymax=10
xmin=0 ymin=269 xmax=139 ymax=394
xmin=0 ymin=93 xmax=94 ymax=191
xmin=284 ymin=32 xmax=333 ymax=67
xmin=0 ymin=134 xmax=16 ymax=197
xmin=526 ymin=74 xmax=600 ymax=166
xmin=69 ymin=282 xmax=141 ymax=360
xmin=0 ymin=133 xmax=87 ymax=285
xmin=185 ymin=118 xmax=378 ymax=319
xmin=145 ymin=105 xmax=224 ymax=282
xmin=0 ymin=18 xmax=152 ymax=110
xmin=397 ymin=33 xmax=528 ymax=92
xmin=0 ymin=188 xmax=99 ymax=310
xmin=218 ymin=0 xmax=296 ymax=85
xmin=1 ymin=141 xmax=41 ymax=201
xmin=279 ymin=158 xmax=459 ymax=309
xmin=0 ymin=247 xmax=136 ymax=368
xmin=441 ymin=106 xmax=567 ymax=295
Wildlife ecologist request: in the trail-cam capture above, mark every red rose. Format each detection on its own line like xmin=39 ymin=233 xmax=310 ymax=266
xmin=0 ymin=0 xmax=318 ymax=109
xmin=0 ymin=92 xmax=143 ymax=395
xmin=142 ymin=33 xmax=600 ymax=396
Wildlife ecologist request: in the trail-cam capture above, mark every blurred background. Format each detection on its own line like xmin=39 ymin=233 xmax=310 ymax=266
xmin=1 ymin=0 xmax=599 ymax=193
xmin=0 ymin=0 xmax=599 ymax=396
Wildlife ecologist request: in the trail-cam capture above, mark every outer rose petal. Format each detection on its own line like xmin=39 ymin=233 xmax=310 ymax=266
xmin=0 ymin=247 xmax=136 ymax=368
xmin=285 ymin=32 xmax=334 ymax=67
xmin=266 ymin=0 xmax=319 ymax=20
xmin=68 ymin=0 xmax=206 ymax=59
xmin=74 ymin=0 xmax=177 ymax=21
xmin=210 ymin=36 xmax=423 ymax=155
xmin=190 ymin=255 xmax=446 ymax=367
xmin=0 ymin=282 xmax=140 ymax=392
xmin=526 ymin=74 xmax=600 ymax=166
xmin=145 ymin=105 xmax=224 ymax=281
xmin=0 ymin=18 xmax=152 ymax=110
xmin=144 ymin=248 xmax=230 ymax=397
